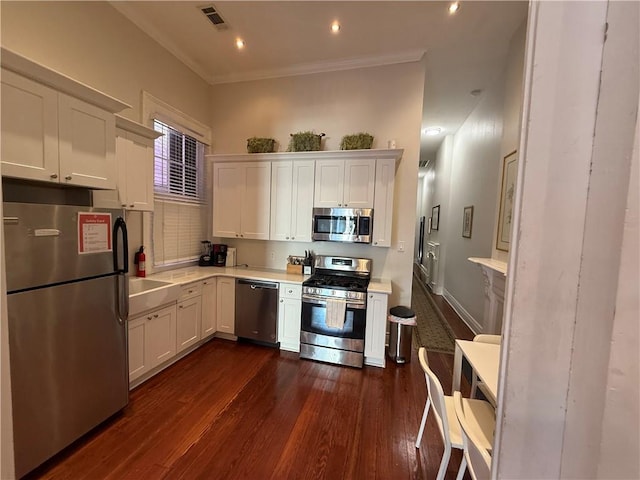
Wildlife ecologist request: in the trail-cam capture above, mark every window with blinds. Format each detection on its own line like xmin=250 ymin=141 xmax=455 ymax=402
xmin=152 ymin=119 xmax=207 ymax=267
xmin=153 ymin=120 xmax=204 ymax=201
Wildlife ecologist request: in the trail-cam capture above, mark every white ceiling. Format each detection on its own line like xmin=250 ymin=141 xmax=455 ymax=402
xmin=112 ymin=1 xmax=528 ymax=161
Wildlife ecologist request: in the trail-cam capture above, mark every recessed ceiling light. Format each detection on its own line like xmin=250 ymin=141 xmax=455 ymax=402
xmin=424 ymin=127 xmax=443 ymax=136
xmin=236 ymin=38 xmax=245 ymax=49
xmin=331 ymin=21 xmax=340 ymax=33
xmin=449 ymin=2 xmax=460 ymax=14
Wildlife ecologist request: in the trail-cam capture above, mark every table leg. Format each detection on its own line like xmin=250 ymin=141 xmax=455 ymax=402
xmin=452 ymin=343 xmax=462 ymax=392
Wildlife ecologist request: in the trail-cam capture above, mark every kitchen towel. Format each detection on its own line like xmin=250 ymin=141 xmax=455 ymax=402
xmin=325 ymin=298 xmax=346 ymax=330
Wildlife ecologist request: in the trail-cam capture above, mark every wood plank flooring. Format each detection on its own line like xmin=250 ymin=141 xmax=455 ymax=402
xmin=27 ymin=291 xmax=474 ymax=480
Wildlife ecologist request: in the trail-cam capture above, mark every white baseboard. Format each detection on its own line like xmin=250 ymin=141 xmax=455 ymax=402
xmin=442 ymin=288 xmax=482 ymax=334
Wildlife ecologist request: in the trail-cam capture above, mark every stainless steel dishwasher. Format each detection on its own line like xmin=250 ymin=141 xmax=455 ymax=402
xmin=235 ymin=279 xmax=279 ymax=346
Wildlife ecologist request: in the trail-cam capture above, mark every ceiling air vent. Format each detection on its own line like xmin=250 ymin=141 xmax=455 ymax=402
xmin=200 ymin=4 xmax=228 ymax=30
xmin=419 ymin=160 xmax=429 ymax=168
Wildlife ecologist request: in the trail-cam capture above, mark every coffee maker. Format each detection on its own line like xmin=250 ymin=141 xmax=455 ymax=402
xmin=199 ymin=241 xmax=228 ymax=267
xmin=211 ymin=244 xmax=227 ymax=266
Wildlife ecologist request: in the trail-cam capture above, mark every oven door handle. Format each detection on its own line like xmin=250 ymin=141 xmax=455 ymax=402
xmin=302 ymin=294 xmax=366 ymax=310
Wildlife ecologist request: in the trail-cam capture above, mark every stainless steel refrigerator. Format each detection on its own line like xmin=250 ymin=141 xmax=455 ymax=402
xmin=4 ymin=200 xmax=129 ymax=478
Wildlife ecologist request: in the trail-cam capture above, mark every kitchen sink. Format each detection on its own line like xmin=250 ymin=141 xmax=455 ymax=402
xmin=129 ymin=277 xmax=181 ymax=317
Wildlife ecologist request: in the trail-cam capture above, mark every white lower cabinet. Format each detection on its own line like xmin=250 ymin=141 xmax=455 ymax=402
xmin=278 ymin=283 xmax=302 ymax=352
xmin=128 ymin=303 xmax=177 ymax=383
xmin=201 ymin=278 xmax=217 ymax=339
xmin=176 ymin=283 xmax=202 ymax=353
xmin=365 ymin=292 xmax=388 ymax=367
xmin=216 ymin=277 xmax=236 ymax=335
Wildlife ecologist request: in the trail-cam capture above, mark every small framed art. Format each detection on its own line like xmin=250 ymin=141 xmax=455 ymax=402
xmin=462 ymin=206 xmax=474 ymax=238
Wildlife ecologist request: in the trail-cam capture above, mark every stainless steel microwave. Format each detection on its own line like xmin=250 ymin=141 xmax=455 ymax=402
xmin=312 ymin=208 xmax=373 ymax=244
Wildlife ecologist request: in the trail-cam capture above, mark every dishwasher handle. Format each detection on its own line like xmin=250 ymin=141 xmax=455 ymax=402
xmin=236 ymin=279 xmax=279 ymax=290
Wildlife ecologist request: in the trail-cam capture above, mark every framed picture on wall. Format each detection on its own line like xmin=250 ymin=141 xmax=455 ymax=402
xmin=432 ymin=205 xmax=440 ymax=231
xmin=462 ymin=206 xmax=474 ymax=238
xmin=497 ymin=150 xmax=518 ymax=251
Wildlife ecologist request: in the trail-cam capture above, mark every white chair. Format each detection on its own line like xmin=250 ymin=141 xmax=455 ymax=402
xmin=470 ymin=334 xmax=501 ymax=406
xmin=453 ymin=391 xmax=493 ymax=480
xmin=415 ymin=347 xmax=496 ymax=480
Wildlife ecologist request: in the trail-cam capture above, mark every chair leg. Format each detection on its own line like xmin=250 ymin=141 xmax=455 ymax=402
xmin=436 ymin=444 xmax=451 ymax=480
xmin=455 ymin=452 xmax=467 ymax=480
xmin=415 ymin=397 xmax=431 ymax=448
xmin=470 ymin=374 xmax=478 ymax=398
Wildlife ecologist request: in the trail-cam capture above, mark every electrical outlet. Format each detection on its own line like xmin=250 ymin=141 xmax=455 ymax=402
xmin=270 ymin=251 xmax=275 ymax=261
xmin=398 ymin=241 xmax=405 ymax=252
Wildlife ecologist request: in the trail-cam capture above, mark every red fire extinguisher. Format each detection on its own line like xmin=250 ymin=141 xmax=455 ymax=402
xmin=134 ymin=246 xmax=146 ymax=278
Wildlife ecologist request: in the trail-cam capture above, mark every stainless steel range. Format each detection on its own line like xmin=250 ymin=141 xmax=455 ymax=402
xmin=300 ymin=256 xmax=371 ymax=368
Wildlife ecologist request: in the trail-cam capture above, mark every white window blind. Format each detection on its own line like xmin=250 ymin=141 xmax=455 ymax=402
xmin=152 ymin=200 xmax=206 ymax=266
xmin=152 ymin=119 xmax=207 ymax=267
xmin=153 ymin=119 xmax=205 ymax=203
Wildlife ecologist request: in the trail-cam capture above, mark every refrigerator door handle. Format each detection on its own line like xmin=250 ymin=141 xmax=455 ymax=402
xmin=113 ymin=216 xmax=129 ymax=323
xmin=116 ymin=273 xmax=129 ymax=323
xmin=113 ymin=217 xmax=128 ymax=274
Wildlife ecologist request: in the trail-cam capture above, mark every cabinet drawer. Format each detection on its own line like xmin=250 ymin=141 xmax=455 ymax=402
xmin=279 ymin=283 xmax=302 ymax=299
xmin=179 ymin=282 xmax=202 ymax=301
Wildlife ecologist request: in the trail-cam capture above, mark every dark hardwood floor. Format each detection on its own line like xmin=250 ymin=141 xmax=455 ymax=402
xmin=27 ymin=290 xmax=473 ymax=480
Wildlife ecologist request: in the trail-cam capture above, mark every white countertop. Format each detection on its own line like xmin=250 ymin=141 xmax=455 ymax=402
xmin=148 ymin=265 xmax=392 ymax=294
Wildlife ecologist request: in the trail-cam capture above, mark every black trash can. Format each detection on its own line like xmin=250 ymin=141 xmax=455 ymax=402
xmin=387 ymin=305 xmax=417 ymax=364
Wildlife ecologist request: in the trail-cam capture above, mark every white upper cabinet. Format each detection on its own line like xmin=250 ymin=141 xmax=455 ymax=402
xmin=93 ymin=117 xmax=160 ymax=211
xmin=314 ymin=158 xmax=375 ymax=208
xmin=270 ymin=160 xmax=315 ymax=242
xmin=0 ymin=70 xmax=59 ymax=183
xmin=213 ymin=162 xmax=271 ymax=240
xmin=0 ymin=50 xmax=129 ymax=189
xmin=371 ymin=158 xmax=396 ymax=247
xmin=57 ymin=95 xmax=116 ymax=189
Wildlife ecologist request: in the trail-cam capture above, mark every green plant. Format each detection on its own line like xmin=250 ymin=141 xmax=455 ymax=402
xmin=287 ymin=131 xmax=325 ymax=152
xmin=340 ymin=133 xmax=374 ymax=150
xmin=247 ymin=137 xmax=276 ymax=153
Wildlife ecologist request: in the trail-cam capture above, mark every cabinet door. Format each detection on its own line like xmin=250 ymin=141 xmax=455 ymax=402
xmin=147 ymin=304 xmax=177 ymax=370
xmin=216 ymin=277 xmax=236 ymax=334
xmin=290 ymin=160 xmax=315 ymax=242
xmin=201 ymin=279 xmax=217 ymax=339
xmin=270 ymin=162 xmax=294 ymax=241
xmin=372 ymin=158 xmax=395 ymax=247
xmin=177 ymin=296 xmax=202 ymax=353
xmin=365 ymin=292 xmax=388 ymax=367
xmin=212 ymin=163 xmax=242 ymax=238
xmin=343 ymin=159 xmax=375 ymax=208
xmin=58 ymin=94 xmax=116 ymax=189
xmin=124 ymin=132 xmax=155 ymax=211
xmin=241 ymin=162 xmax=271 ymax=240
xmin=128 ymin=314 xmax=148 ymax=382
xmin=0 ymin=69 xmax=59 ymax=182
xmin=278 ymin=297 xmax=301 ymax=352
xmin=314 ymin=160 xmax=344 ymax=207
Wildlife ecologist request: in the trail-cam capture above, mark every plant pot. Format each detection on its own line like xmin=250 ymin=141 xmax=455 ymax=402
xmin=247 ymin=137 xmax=276 ymax=153
xmin=288 ymin=131 xmax=325 ymax=152
xmin=340 ymin=133 xmax=374 ymax=150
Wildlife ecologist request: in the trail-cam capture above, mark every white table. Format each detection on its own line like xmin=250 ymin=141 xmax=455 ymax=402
xmin=452 ymin=339 xmax=500 ymax=401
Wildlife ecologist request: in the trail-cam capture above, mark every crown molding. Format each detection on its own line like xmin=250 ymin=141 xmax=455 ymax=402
xmin=208 ymin=50 xmax=426 ymax=85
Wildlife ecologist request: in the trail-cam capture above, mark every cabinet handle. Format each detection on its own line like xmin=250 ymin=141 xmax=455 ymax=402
xmin=369 ymin=295 xmax=373 ymax=299
xmin=235 ymin=234 xmax=239 ymax=237
xmin=374 ymin=242 xmax=378 ymax=245
xmin=240 ymin=234 xmax=244 ymax=238
xmin=188 ymin=290 xmax=193 ymax=293
xmin=121 ymin=204 xmax=127 ymax=208
xmin=280 ymin=299 xmax=283 ymax=303
xmin=286 ymin=236 xmax=289 ymax=240
xmin=65 ymin=175 xmax=72 ymax=181
xmin=179 ymin=305 xmax=184 ymax=309
xmin=50 ymin=173 xmax=58 ymax=179
xmin=291 ymin=237 xmax=295 ymax=240
xmin=130 ymin=204 xmax=135 ymax=208
xmin=153 ymin=314 xmax=159 ymax=318
xmin=147 ymin=316 xmax=152 ymax=320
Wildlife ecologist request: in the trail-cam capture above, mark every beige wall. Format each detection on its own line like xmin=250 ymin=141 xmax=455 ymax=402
xmin=209 ymin=62 xmax=424 ymax=306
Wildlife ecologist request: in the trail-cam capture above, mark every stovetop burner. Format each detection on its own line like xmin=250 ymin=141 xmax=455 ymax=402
xmin=303 ymin=273 xmax=369 ymax=292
